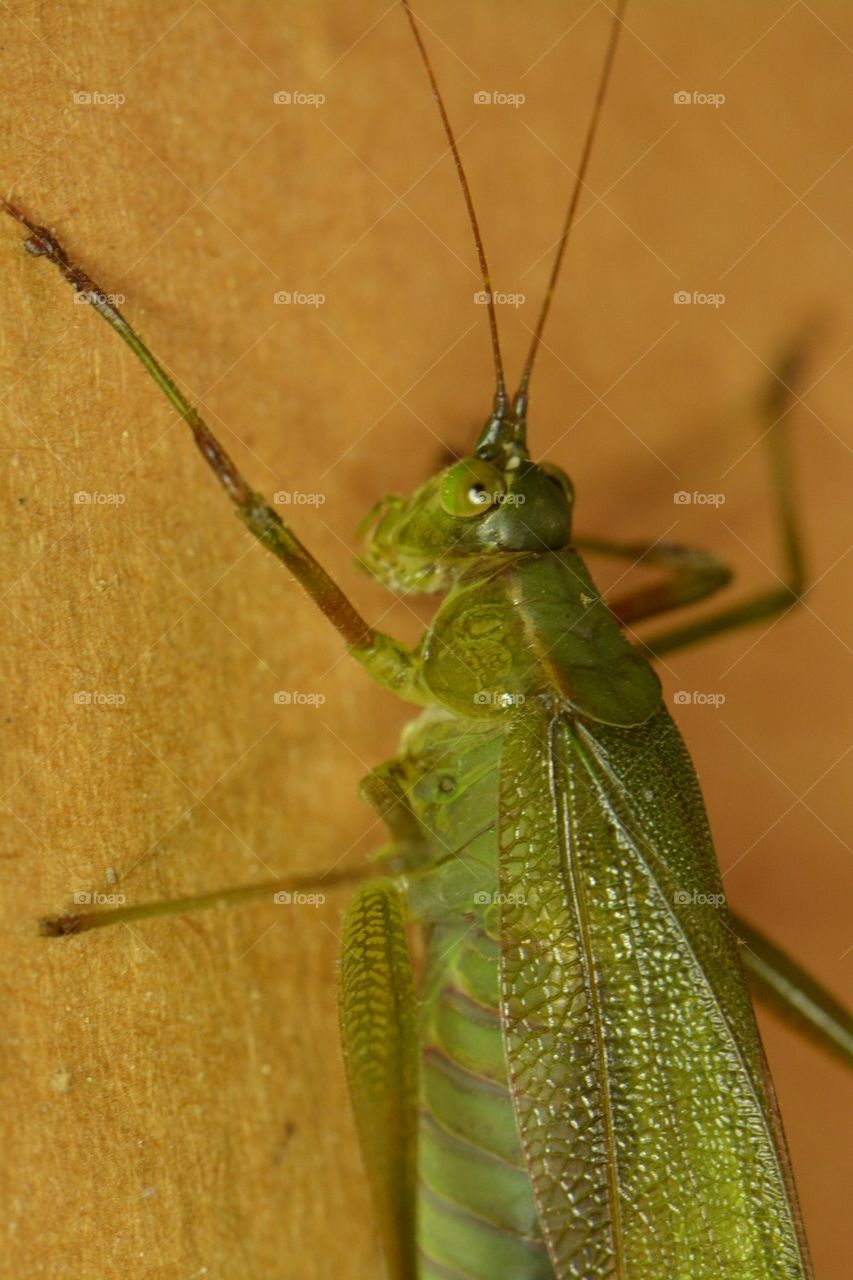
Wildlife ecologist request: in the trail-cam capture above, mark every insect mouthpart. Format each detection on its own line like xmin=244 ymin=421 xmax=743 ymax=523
xmin=355 ymin=444 xmax=576 ymax=598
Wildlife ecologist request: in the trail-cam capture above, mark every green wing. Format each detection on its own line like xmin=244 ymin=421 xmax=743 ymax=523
xmin=498 ymin=701 xmax=813 ymax=1280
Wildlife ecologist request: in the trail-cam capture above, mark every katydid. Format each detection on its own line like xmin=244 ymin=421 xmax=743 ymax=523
xmin=4 ymin=1 xmax=852 ymax=1277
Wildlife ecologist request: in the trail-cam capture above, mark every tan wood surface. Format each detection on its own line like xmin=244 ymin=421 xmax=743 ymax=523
xmin=1 ymin=3 xmax=850 ymax=1277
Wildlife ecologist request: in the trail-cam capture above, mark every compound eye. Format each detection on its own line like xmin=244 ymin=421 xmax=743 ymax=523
xmin=541 ymin=463 xmax=575 ymax=503
xmin=440 ymin=459 xmax=505 ymax=518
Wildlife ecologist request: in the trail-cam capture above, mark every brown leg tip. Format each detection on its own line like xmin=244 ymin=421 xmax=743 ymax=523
xmin=39 ymin=915 xmax=82 ymax=937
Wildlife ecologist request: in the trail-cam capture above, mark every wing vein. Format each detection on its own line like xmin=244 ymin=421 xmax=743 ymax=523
xmin=550 ymin=716 xmax=628 ymax=1278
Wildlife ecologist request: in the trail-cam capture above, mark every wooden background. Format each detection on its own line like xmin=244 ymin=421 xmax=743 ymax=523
xmin=1 ymin=2 xmax=850 ymax=1276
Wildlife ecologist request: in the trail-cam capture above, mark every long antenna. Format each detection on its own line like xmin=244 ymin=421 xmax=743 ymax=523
xmin=401 ymin=0 xmax=507 ymax=415
xmin=515 ymin=0 xmax=628 ymax=413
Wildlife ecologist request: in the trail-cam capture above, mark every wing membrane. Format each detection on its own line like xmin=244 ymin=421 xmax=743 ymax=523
xmin=498 ymin=702 xmax=812 ymax=1280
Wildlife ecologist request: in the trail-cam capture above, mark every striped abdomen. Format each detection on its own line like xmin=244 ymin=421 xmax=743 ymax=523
xmin=417 ymin=921 xmax=554 ymax=1280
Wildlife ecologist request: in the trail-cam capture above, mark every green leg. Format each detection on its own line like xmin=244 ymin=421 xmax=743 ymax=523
xmin=733 ymin=913 xmax=853 ymax=1070
xmin=1 ymin=199 xmax=427 ymax=705
xmin=580 ymin=332 xmax=809 ymax=657
xmin=40 ymin=863 xmax=369 ymax=936
xmin=577 ymin=534 xmax=733 ymax=627
xmin=339 ymin=878 xmax=419 ymax=1280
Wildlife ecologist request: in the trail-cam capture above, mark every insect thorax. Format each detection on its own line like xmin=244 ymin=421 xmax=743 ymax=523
xmin=420 ymin=548 xmax=661 ymax=728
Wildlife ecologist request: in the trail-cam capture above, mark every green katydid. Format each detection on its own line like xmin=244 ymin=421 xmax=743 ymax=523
xmin=4 ymin=1 xmax=851 ymax=1276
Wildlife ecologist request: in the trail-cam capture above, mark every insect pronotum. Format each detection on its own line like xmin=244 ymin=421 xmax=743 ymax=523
xmin=1 ymin=2 xmax=850 ymax=1280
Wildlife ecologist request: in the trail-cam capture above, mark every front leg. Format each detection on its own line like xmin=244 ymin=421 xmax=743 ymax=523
xmin=1 ymin=198 xmax=429 ymax=702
